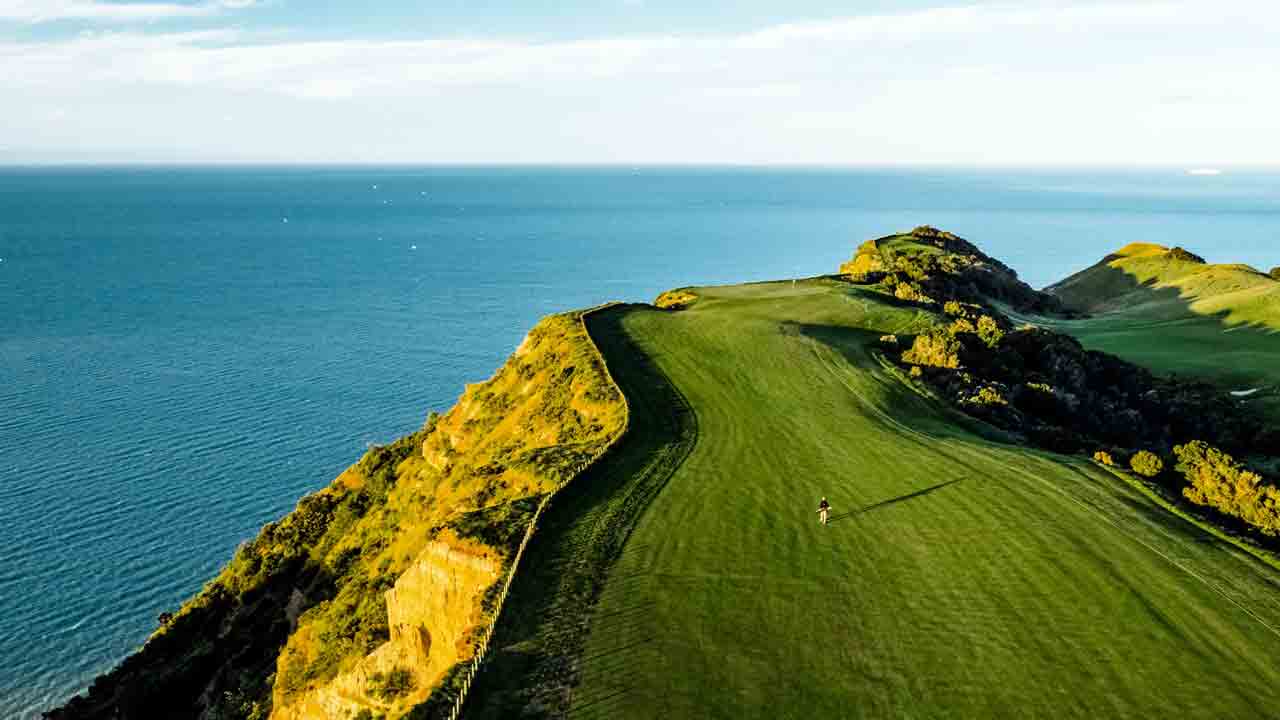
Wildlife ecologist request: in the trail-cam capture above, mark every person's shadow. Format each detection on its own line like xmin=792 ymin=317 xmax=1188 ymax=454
xmin=828 ymin=478 xmax=963 ymax=523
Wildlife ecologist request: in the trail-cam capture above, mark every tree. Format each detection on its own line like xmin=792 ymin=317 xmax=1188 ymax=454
xmin=970 ymin=386 xmax=1009 ymax=406
xmin=1130 ymin=450 xmax=1164 ymax=477
xmin=1270 ymin=266 xmax=1280 ymax=281
xmin=977 ymin=315 xmax=1005 ymax=349
xmin=903 ymin=330 xmax=961 ymax=369
xmin=1176 ymin=441 xmax=1280 ymax=535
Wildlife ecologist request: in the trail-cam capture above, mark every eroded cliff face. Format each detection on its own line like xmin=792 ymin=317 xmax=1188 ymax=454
xmin=50 ymin=310 xmax=626 ymax=720
xmin=267 ymin=311 xmax=625 ymax=720
xmin=272 ymin=539 xmax=501 ymax=720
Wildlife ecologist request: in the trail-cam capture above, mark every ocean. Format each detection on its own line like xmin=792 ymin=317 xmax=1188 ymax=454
xmin=1 ymin=166 xmax=1277 ymax=717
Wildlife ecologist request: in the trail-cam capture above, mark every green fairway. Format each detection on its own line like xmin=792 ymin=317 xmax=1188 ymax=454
xmin=465 ymin=305 xmax=697 ymax=719
xmin=562 ymin=279 xmax=1280 ymax=719
xmin=1039 ymin=311 xmax=1280 ymax=423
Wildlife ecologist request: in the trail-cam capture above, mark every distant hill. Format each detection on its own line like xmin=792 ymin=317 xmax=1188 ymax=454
xmin=1046 ymin=242 xmax=1280 ymax=330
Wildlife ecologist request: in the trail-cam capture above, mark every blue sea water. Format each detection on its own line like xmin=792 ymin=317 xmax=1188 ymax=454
xmin=1 ymin=166 xmax=1277 ymax=717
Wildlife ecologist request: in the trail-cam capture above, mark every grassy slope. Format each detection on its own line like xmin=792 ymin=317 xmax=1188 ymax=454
xmin=568 ymin=279 xmax=1280 ymax=719
xmin=464 ymin=305 xmax=696 ymax=719
xmin=1042 ymin=243 xmax=1280 ymax=420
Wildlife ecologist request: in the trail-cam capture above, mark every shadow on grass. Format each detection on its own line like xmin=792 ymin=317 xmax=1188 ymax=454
xmin=795 ymin=321 xmax=1017 ymax=447
xmin=456 ymin=304 xmax=698 ymax=720
xmin=1050 ymin=258 xmax=1280 ymax=338
xmin=828 ymin=478 xmax=964 ymax=524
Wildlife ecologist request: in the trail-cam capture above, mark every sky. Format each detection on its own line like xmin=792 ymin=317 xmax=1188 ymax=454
xmin=1 ymin=0 xmax=1278 ymax=165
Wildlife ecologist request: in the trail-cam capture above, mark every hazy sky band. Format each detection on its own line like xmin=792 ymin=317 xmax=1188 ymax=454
xmin=2 ymin=0 xmax=1277 ymax=164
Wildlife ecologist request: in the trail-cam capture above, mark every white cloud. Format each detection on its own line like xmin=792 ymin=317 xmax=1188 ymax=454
xmin=0 ymin=0 xmax=255 ymax=23
xmin=1 ymin=0 xmax=1278 ymax=163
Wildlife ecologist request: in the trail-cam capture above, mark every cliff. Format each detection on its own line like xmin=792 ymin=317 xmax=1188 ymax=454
xmin=50 ymin=310 xmax=627 ymax=720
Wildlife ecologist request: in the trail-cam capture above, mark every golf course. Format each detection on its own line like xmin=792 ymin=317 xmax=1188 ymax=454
xmin=49 ymin=231 xmax=1280 ymax=720
xmin=467 ymin=272 xmax=1280 ymax=719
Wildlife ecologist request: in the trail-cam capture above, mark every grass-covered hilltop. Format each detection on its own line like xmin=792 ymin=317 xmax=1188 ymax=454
xmin=52 ymin=227 xmax=1280 ymax=719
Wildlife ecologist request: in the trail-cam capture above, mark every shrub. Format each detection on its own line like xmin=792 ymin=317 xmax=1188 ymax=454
xmin=369 ymin=666 xmax=416 ymax=701
xmin=655 ymin=289 xmax=698 ymax=309
xmin=976 ymin=315 xmax=1004 ymax=349
xmin=1270 ymin=266 xmax=1280 ymax=281
xmin=894 ymin=282 xmax=926 ymax=303
xmin=969 ymin=386 xmax=1008 ymax=406
xmin=1176 ymin=441 xmax=1280 ymax=535
xmin=1130 ymin=450 xmax=1164 ymax=477
xmin=1167 ymin=247 xmax=1207 ymax=264
xmin=902 ymin=330 xmax=962 ymax=369
xmin=943 ymin=300 xmax=978 ymax=319
xmin=910 ymin=225 xmax=960 ymax=241
xmin=1093 ymin=451 xmax=1116 ymax=467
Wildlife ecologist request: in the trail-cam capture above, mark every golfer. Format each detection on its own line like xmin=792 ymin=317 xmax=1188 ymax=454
xmin=818 ymin=497 xmax=831 ymax=525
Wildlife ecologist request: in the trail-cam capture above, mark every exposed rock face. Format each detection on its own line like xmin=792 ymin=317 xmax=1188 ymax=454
xmin=271 ymin=541 xmax=501 ymax=720
xmin=381 ymin=540 xmax=502 ymax=694
xmin=285 ymin=589 xmax=307 ymax=632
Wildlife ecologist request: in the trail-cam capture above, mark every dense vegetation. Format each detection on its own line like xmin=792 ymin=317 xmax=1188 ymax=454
xmin=897 ymin=317 xmax=1270 ymax=457
xmin=849 ymin=228 xmax=1272 ymax=458
xmin=1177 ymin=441 xmax=1280 ymax=536
xmin=1271 ymin=266 xmax=1280 ymax=281
xmin=840 ymin=226 xmax=1066 ymax=315
xmin=845 ymin=227 xmax=1280 ymax=542
xmin=1130 ymin=450 xmax=1164 ymax=478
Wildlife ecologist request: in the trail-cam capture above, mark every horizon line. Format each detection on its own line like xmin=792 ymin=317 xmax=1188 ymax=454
xmin=3 ymin=161 xmax=1278 ymax=172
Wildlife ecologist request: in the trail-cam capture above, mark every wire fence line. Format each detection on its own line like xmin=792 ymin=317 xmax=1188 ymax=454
xmin=443 ymin=302 xmax=632 ymax=720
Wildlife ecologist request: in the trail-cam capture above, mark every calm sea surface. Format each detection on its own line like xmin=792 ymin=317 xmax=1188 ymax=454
xmin=1 ymin=166 xmax=1277 ymax=717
